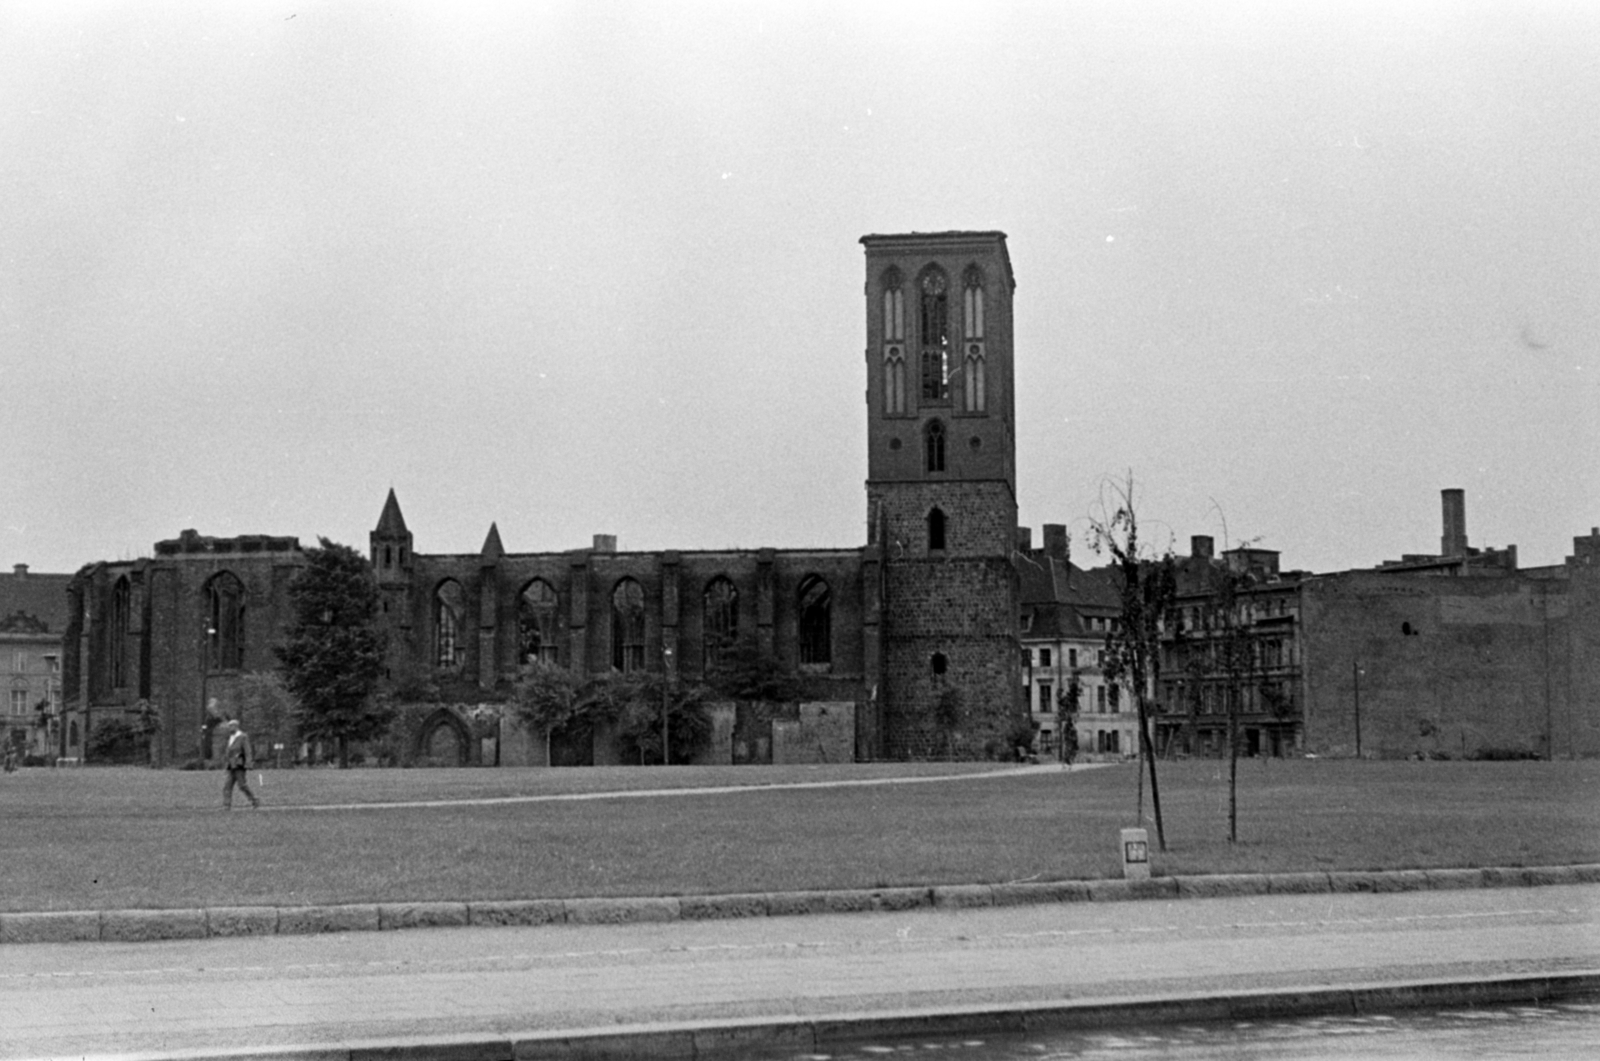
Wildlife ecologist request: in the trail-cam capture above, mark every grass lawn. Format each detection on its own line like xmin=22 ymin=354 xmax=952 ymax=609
xmin=2 ymin=758 xmax=1596 ymax=912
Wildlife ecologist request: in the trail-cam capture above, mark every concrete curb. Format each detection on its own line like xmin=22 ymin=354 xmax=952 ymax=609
xmin=66 ymin=971 xmax=1600 ymax=1061
xmin=2 ymin=863 xmax=1597 ymax=946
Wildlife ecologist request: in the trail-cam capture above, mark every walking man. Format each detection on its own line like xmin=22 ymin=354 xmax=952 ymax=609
xmin=221 ymin=720 xmax=260 ymax=809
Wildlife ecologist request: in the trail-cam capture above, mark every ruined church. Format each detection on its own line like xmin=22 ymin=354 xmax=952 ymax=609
xmin=62 ymin=232 xmax=1028 ymax=765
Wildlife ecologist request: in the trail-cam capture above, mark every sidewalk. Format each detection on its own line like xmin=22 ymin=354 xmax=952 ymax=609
xmin=5 ymin=882 xmax=1597 ymax=1060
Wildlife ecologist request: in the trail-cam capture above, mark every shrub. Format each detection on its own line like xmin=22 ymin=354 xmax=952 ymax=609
xmin=87 ymin=719 xmax=147 ymax=764
xmin=1469 ymin=747 xmax=1542 ymax=762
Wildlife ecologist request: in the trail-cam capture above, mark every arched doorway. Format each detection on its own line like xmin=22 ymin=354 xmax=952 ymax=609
xmin=415 ymin=708 xmax=471 ymax=767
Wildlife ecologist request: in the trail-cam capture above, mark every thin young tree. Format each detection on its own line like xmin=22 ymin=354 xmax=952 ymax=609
xmin=1089 ymin=474 xmax=1178 ymax=851
xmin=276 ymin=539 xmax=390 ymax=768
xmin=1058 ymin=669 xmax=1082 ymax=769
xmin=1208 ymin=564 xmax=1252 ymax=843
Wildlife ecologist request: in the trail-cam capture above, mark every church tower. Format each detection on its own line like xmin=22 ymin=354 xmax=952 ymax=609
xmin=862 ymin=231 xmax=1023 ymax=758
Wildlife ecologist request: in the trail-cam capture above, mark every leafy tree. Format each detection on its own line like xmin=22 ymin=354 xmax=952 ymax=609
xmin=511 ymin=664 xmax=711 ymax=765
xmin=1089 ymin=474 xmax=1178 ymax=851
xmin=236 ymin=672 xmax=296 ymax=763
xmin=608 ymin=673 xmax=713 ymax=765
xmin=509 ymin=659 xmax=582 ymax=734
xmin=704 ymin=640 xmax=799 ymax=702
xmin=276 ymin=539 xmax=390 ymax=768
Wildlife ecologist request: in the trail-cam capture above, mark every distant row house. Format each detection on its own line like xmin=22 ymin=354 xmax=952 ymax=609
xmin=1016 ymin=525 xmax=1138 ymax=761
xmin=0 ymin=564 xmax=71 ymax=760
xmin=1018 ymin=488 xmax=1600 ymax=764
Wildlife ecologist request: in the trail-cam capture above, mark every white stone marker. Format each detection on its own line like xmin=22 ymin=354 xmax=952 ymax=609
xmin=1120 ymin=827 xmax=1151 ymax=881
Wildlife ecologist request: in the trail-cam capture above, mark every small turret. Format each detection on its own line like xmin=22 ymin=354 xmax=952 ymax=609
xmin=370 ymin=489 xmax=414 ymax=584
xmin=480 ymin=522 xmax=505 ymax=564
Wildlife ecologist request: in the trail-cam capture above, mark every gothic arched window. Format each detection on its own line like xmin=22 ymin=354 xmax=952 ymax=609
xmin=206 ymin=572 xmax=246 ymax=671
xmin=798 ymin=575 xmax=831 ymax=666
xmin=518 ymin=579 xmax=560 ymax=665
xmin=961 ymin=265 xmax=987 ymax=413
xmin=919 ymin=267 xmax=949 ymax=402
xmin=962 ymin=264 xmax=985 ymax=339
xmin=611 ymin=578 xmax=646 ymax=672
xmin=925 ymin=419 xmax=946 ymax=473
xmin=703 ymin=576 xmax=739 ymax=670
xmin=111 ymin=576 xmax=131 ymax=688
xmin=928 ymin=507 xmax=947 ymax=551
xmin=963 ymin=346 xmax=986 ymax=413
xmin=881 ymin=267 xmax=905 ymax=341
xmin=435 ymin=580 xmax=464 ymax=669
xmin=884 ymin=349 xmax=906 ymax=415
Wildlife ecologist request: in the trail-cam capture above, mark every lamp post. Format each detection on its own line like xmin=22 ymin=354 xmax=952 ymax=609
xmin=198 ymin=620 xmax=216 ymax=763
xmin=661 ymin=645 xmax=674 ymax=766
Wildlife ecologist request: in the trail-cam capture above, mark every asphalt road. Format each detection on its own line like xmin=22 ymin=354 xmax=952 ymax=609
xmin=3 ymin=884 xmax=1596 ymax=1060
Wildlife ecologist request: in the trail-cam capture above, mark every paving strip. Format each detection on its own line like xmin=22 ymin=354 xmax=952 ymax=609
xmin=3 ymin=863 xmax=1598 ymax=947
xmin=265 ymin=762 xmax=1101 ymax=812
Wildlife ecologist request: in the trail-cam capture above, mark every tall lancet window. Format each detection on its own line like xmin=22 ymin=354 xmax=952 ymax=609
xmin=611 ymin=578 xmax=646 ymax=673
xmin=882 ymin=268 xmax=906 ymax=415
xmin=919 ymin=267 xmax=949 ymax=402
xmin=435 ymin=580 xmax=464 ymax=670
xmin=925 ymin=419 xmax=946 ymax=473
xmin=962 ymin=265 xmax=986 ymax=413
xmin=207 ymin=572 xmax=247 ymax=671
xmin=702 ymin=577 xmax=740 ymax=671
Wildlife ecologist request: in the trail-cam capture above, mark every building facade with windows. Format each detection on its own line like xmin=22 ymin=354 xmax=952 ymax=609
xmin=1156 ymin=536 xmax=1308 ymax=759
xmin=1016 ymin=527 xmax=1135 ymax=760
xmin=0 ymin=564 xmax=71 ymax=760
xmin=62 ymin=231 xmax=1028 ymax=766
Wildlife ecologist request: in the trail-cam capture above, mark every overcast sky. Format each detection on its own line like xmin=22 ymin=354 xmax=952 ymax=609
xmin=3 ymin=2 xmax=1596 ymax=578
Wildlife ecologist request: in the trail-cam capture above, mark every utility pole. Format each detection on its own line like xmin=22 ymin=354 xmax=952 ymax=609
xmin=1353 ymin=659 xmax=1362 ymax=759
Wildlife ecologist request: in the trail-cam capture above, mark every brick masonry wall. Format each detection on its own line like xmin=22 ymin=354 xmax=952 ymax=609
xmin=871 ymin=481 xmax=1022 ymax=759
xmin=1301 ymin=571 xmax=1596 ymax=759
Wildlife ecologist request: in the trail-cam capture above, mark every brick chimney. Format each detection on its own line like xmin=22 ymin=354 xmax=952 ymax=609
xmin=1441 ymin=488 xmax=1468 ymax=557
xmin=1042 ymin=524 xmax=1069 ymax=561
xmin=592 ymin=534 xmax=617 ymax=553
xmin=1015 ymin=527 xmax=1032 ymax=552
xmin=1191 ymin=535 xmax=1214 ymax=561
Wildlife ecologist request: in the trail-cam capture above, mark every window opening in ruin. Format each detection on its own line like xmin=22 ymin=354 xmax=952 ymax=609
xmin=519 ymin=579 xmax=560 ymax=665
xmin=206 ymin=572 xmax=246 ymax=671
xmin=927 ymin=507 xmax=947 ymax=551
xmin=611 ymin=578 xmax=646 ymax=672
xmin=111 ymin=576 xmax=130 ymax=688
xmin=703 ymin=576 xmax=739 ymax=671
xmin=931 ymin=652 xmax=948 ymax=676
xmin=919 ymin=268 xmax=949 ymax=402
xmin=798 ymin=575 xmax=832 ymax=666
xmin=434 ymin=580 xmax=464 ymax=670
